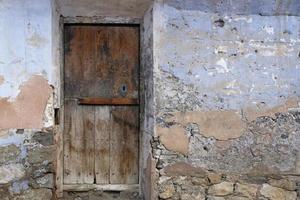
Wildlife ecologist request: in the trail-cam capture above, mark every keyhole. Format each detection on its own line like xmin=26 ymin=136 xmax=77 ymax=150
xmin=119 ymin=84 xmax=127 ymax=96
xmin=122 ymin=85 xmax=126 ymax=92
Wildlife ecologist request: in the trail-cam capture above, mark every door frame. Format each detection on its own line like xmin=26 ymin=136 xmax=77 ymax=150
xmin=56 ymin=16 xmax=147 ymax=198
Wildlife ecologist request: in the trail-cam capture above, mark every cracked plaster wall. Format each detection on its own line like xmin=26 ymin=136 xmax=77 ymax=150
xmin=0 ymin=0 xmax=55 ymax=129
xmin=151 ymin=1 xmax=300 ymax=199
xmin=153 ymin=1 xmax=300 ymax=176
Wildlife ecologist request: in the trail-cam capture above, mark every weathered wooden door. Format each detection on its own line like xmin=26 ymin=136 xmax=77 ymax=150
xmin=63 ymin=25 xmax=139 ymax=185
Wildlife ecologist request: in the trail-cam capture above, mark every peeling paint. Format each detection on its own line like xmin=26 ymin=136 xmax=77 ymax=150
xmin=0 ymin=75 xmax=52 ymax=129
xmin=26 ymin=33 xmax=48 ymax=48
xmin=0 ymin=75 xmax=4 ymax=85
xmin=0 ymin=0 xmax=53 ymax=99
xmin=163 ymin=111 xmax=245 ymax=140
xmin=215 ymin=58 xmax=230 ymax=73
xmin=156 ymin=126 xmax=189 ymax=155
xmin=57 ymin=0 xmax=152 ymax=18
xmin=262 ymin=26 xmax=274 ymax=35
xmin=244 ymin=98 xmax=299 ymax=122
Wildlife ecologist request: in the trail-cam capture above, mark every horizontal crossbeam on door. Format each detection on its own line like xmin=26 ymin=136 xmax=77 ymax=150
xmin=63 ymin=184 xmax=139 ymax=192
xmin=77 ymin=97 xmax=139 ymax=105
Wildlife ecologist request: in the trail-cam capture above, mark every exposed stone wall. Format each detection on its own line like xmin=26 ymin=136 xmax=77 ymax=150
xmin=155 ymin=163 xmax=299 ymax=200
xmin=63 ymin=190 xmax=142 ymax=200
xmin=153 ymin=115 xmax=300 ymax=199
xmin=152 ymin=2 xmax=300 ymax=199
xmin=0 ymin=128 xmax=55 ymax=200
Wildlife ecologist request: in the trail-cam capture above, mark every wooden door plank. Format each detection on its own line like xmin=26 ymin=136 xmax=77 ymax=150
xmin=95 ymin=106 xmax=110 ymax=184
xmin=64 ymin=104 xmax=95 ymax=184
xmin=94 ymin=26 xmax=139 ymax=99
xmin=63 ymin=100 xmax=78 ymax=184
xmin=64 ymin=26 xmax=96 ymax=98
xmin=79 ymin=105 xmax=95 ymax=183
xmin=64 ymin=26 xmax=82 ymax=98
xmin=110 ymin=106 xmax=139 ymax=184
xmin=107 ymin=27 xmax=139 ymax=99
xmin=80 ymin=27 xmax=96 ymax=97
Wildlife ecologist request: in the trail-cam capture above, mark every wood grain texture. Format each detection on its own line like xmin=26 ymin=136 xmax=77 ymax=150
xmin=94 ymin=26 xmax=139 ymax=99
xmin=63 ymin=100 xmax=77 ymax=184
xmin=64 ymin=26 xmax=96 ymax=98
xmin=80 ymin=105 xmax=95 ymax=183
xmin=64 ymin=25 xmax=139 ymax=185
xmin=95 ymin=106 xmax=110 ymax=184
xmin=64 ymin=102 xmax=95 ymax=184
xmin=65 ymin=25 xmax=139 ymax=99
xmin=110 ymin=106 xmax=139 ymax=184
xmin=63 ymin=184 xmax=139 ymax=192
xmin=78 ymin=97 xmax=139 ymax=105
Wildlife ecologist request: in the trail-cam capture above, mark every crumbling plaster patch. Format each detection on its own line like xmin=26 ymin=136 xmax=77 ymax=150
xmin=0 ymin=0 xmax=53 ymax=100
xmin=0 ymin=75 xmax=52 ymax=129
xmin=154 ymin=4 xmax=300 ymax=114
xmin=163 ymin=0 xmax=300 ymax=16
xmin=163 ymin=111 xmax=244 ymax=140
xmin=156 ymin=126 xmax=189 ymax=154
xmin=158 ymin=98 xmax=299 ymax=141
xmin=57 ymin=0 xmax=152 ymax=19
xmin=0 ymin=75 xmax=4 ymax=85
xmin=244 ymin=98 xmax=299 ymax=122
xmin=26 ymin=33 xmax=48 ymax=48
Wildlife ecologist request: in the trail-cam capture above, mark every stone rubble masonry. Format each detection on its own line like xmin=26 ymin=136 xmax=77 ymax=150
xmin=154 ymin=111 xmax=300 ymax=199
xmin=0 ymin=129 xmax=55 ymax=200
xmin=153 ymin=106 xmax=300 ymax=199
xmin=156 ymin=159 xmax=300 ymax=199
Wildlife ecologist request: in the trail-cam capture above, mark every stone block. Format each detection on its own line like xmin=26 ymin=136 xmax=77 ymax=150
xmin=268 ymin=179 xmax=296 ymax=191
xmin=260 ymin=184 xmax=297 ymax=200
xmin=159 ymin=183 xmax=175 ymax=199
xmin=191 ymin=177 xmax=209 ymax=186
xmin=180 ymin=190 xmax=205 ymax=200
xmin=208 ymin=173 xmax=222 ymax=184
xmin=235 ymin=183 xmax=259 ymax=198
xmin=0 ymin=144 xmax=21 ymax=164
xmin=12 ymin=188 xmax=52 ymax=200
xmin=27 ymin=146 xmax=55 ymax=164
xmin=31 ymin=174 xmax=54 ymax=189
xmin=206 ymin=196 xmax=225 ymax=200
xmin=164 ymin=162 xmax=207 ymax=178
xmin=32 ymin=163 xmax=53 ymax=178
xmin=208 ymin=182 xmax=234 ymax=196
xmin=31 ymin=131 xmax=53 ymax=146
xmin=0 ymin=164 xmax=25 ymax=184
